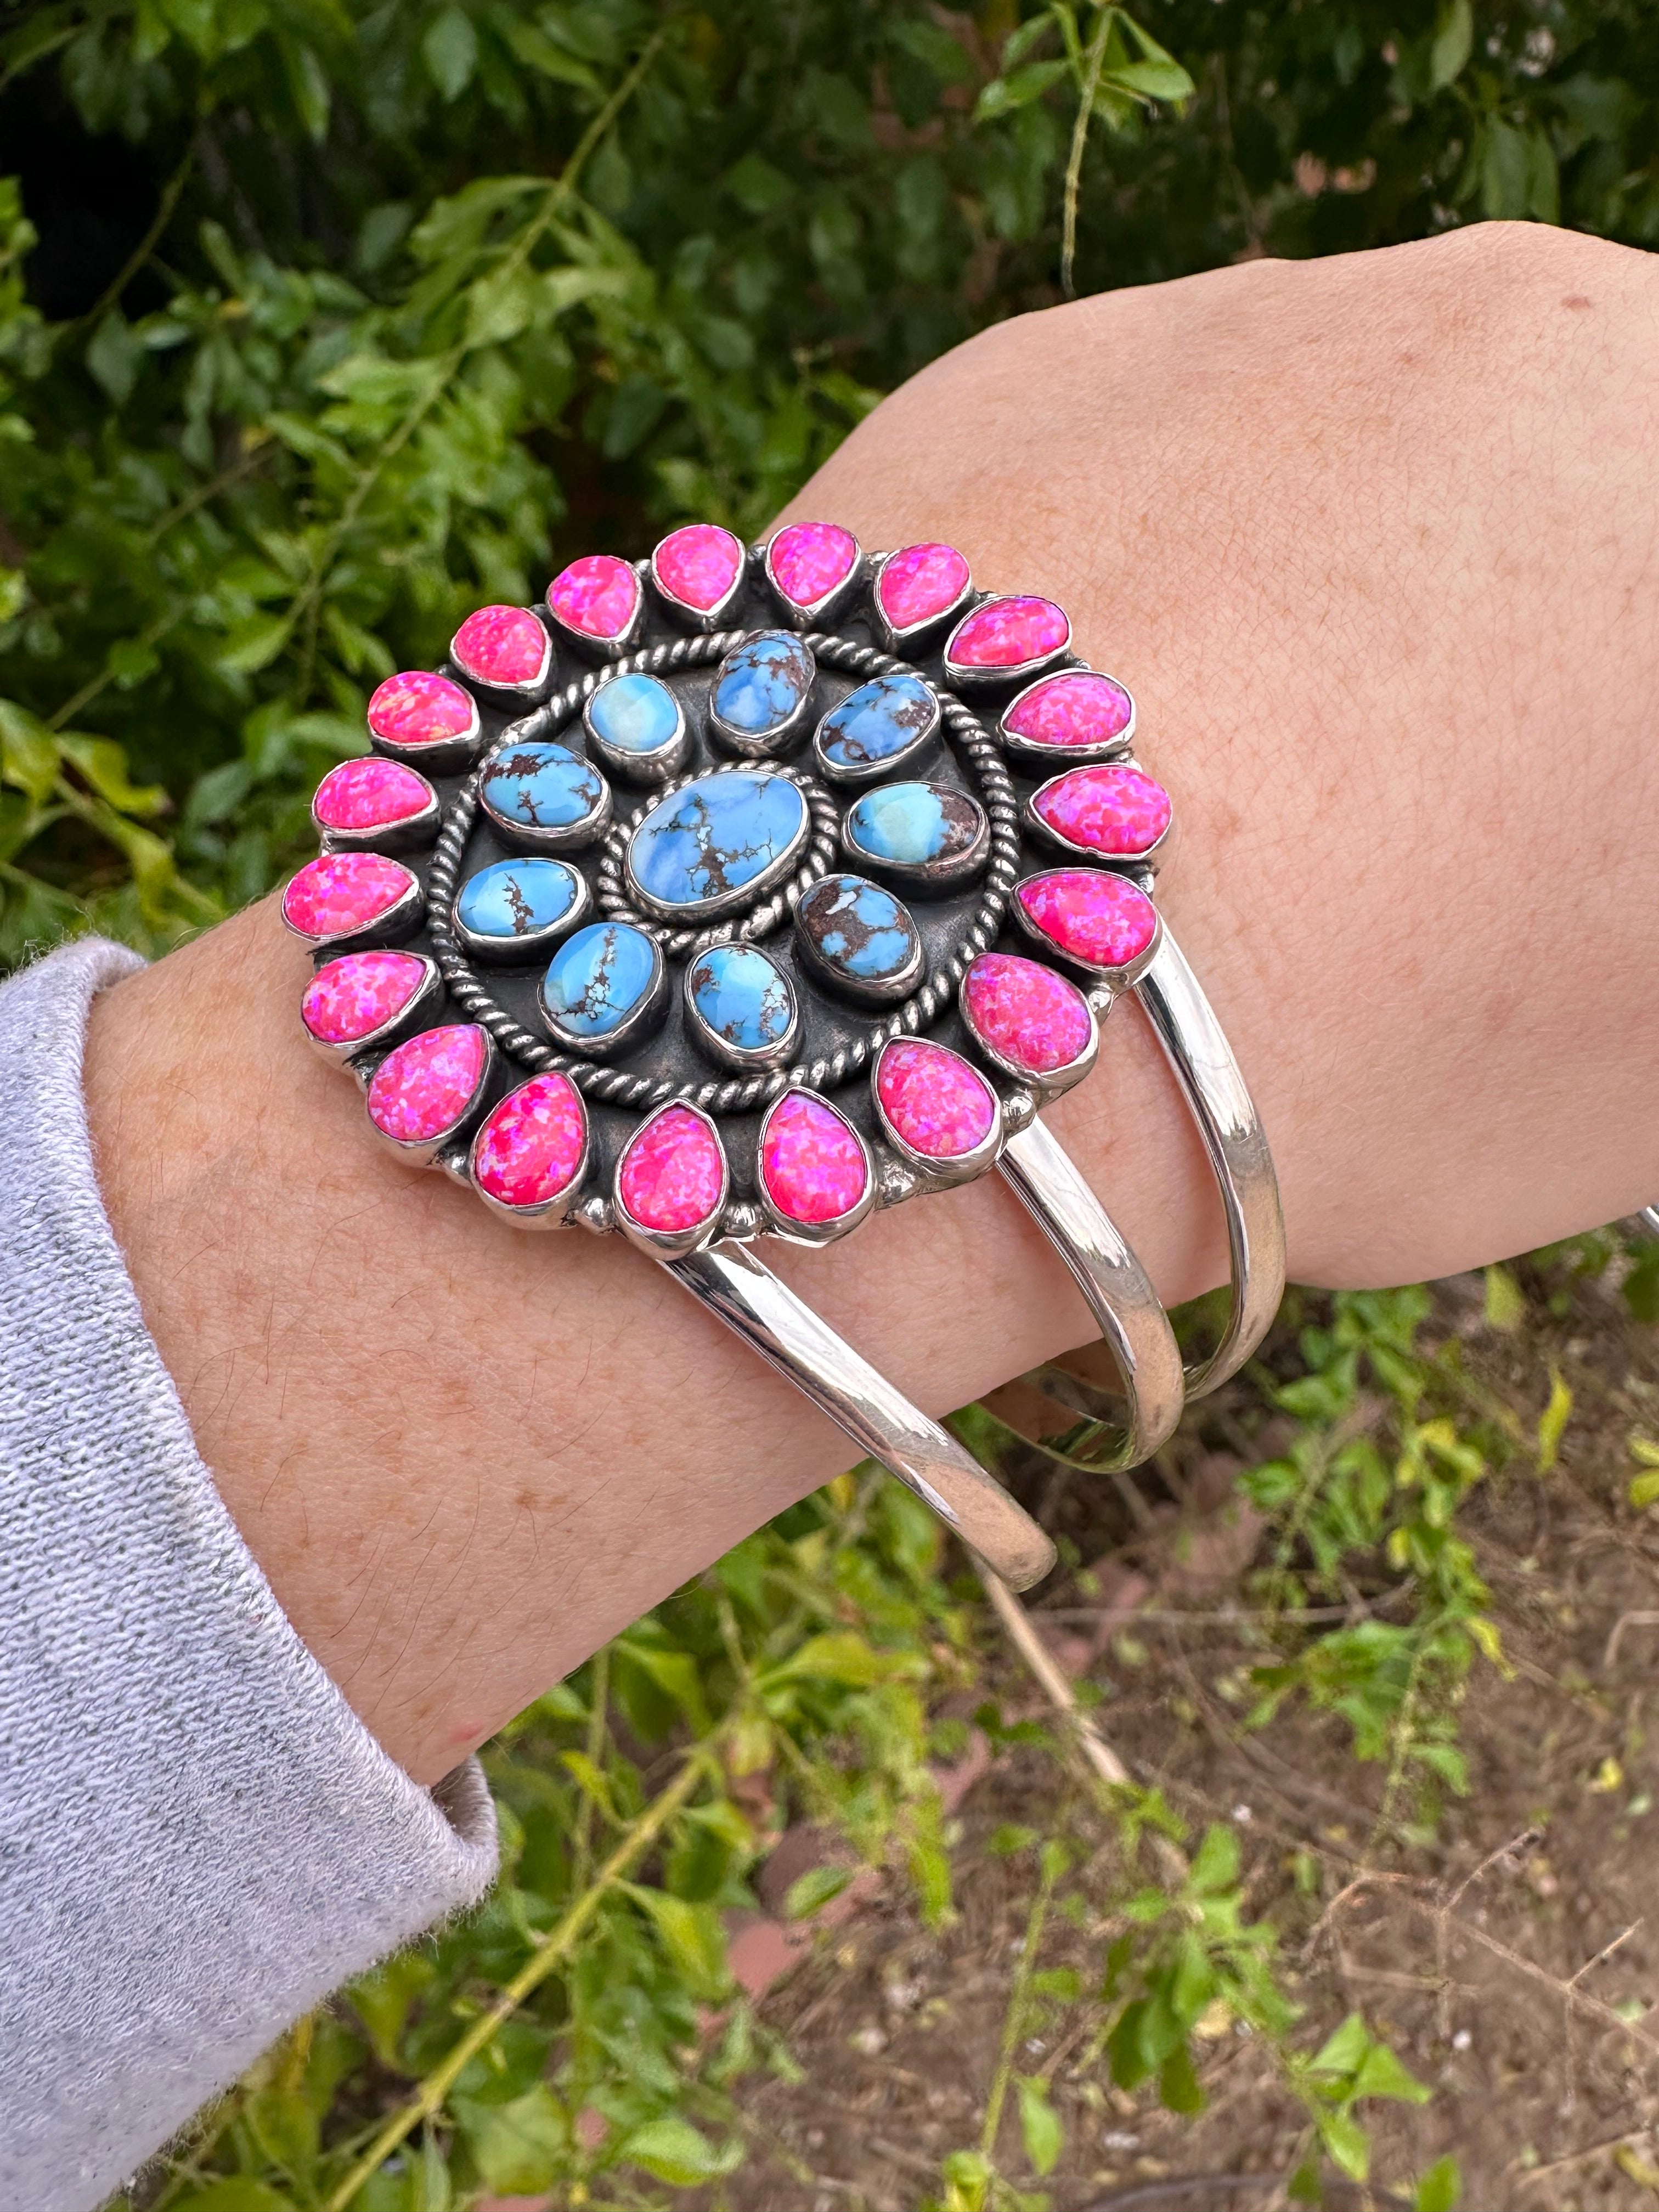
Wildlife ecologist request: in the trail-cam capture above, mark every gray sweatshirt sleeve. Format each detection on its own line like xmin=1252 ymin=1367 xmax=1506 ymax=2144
xmin=0 ymin=938 xmax=499 ymax=2211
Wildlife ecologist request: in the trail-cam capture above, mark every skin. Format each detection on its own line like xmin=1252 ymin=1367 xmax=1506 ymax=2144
xmin=83 ymin=221 xmax=1659 ymax=1785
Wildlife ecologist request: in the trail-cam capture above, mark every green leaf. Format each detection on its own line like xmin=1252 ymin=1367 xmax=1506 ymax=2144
xmin=1430 ymin=0 xmax=1474 ymax=90
xmin=618 ymin=2114 xmax=742 ymax=2187
xmin=215 ymin=612 xmax=296 ymax=675
xmin=0 ymin=701 xmax=59 ymax=806
xmin=1317 ymin=2104 xmax=1371 ymax=2181
xmin=349 ymin=1949 xmax=436 ymax=2070
xmin=782 ymin=1863 xmax=854 ymax=1920
xmin=1159 ymin=2041 xmax=1206 ymax=2115
xmin=1538 ymin=1368 xmax=1572 ymax=1471
xmin=1482 ymin=1262 xmax=1525 ymax=1331
xmin=889 ymin=19 xmax=974 ymax=86
xmin=86 ymin=313 xmax=142 ymax=408
xmin=1105 ymin=57 xmax=1195 ymax=103
xmin=1015 ymin=2074 xmax=1064 ymax=2175
xmin=974 ymin=61 xmax=1069 ymax=123
xmin=1351 ymin=2040 xmax=1432 ymax=2104
xmin=452 ymin=2085 xmax=567 ymax=2194
xmin=622 ymin=1884 xmax=729 ymax=1997
xmin=1416 ymin=2155 xmax=1462 ymax=2212
xmin=1308 ymin=2011 xmax=1372 ymax=2081
xmin=170 ymin=2187 xmax=293 ymax=2212
xmin=422 ymin=6 xmax=478 ymax=99
xmin=763 ymin=1631 xmax=921 ymax=1689
xmin=57 ymin=736 xmax=168 ymax=815
xmin=1629 ymin=1471 xmax=1659 ymax=1511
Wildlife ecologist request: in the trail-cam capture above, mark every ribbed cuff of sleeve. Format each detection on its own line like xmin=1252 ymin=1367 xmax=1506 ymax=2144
xmin=0 ymin=937 xmax=498 ymax=2211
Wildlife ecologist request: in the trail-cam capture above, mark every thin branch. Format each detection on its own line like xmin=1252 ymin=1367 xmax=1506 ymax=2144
xmin=983 ymin=1570 xmax=1130 ymax=1787
xmin=65 ymin=134 xmax=196 ymax=341
xmin=1060 ymin=5 xmax=1114 ymax=298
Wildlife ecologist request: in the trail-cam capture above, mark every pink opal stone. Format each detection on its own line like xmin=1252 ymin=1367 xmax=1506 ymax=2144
xmin=302 ymin=950 xmax=428 ymax=1047
xmin=450 ymin=604 xmax=550 ymax=687
xmin=877 ymin=1040 xmax=995 ymax=1161
xmin=281 ymin=851 xmax=416 ymax=943
xmin=963 ymin=953 xmax=1093 ymax=1076
xmin=653 ymin=523 xmax=743 ymax=613
xmin=1018 ymin=870 xmax=1158 ymax=972
xmin=1033 ymin=764 xmax=1171 ymax=856
xmin=762 ymin=1092 xmax=868 ymax=1226
xmin=366 ymin=1024 xmax=488 ymax=1146
xmin=1003 ymin=671 xmax=1133 ymax=751
xmin=948 ymin=595 xmax=1069 ymax=671
xmin=769 ymin=521 xmax=857 ymax=611
xmin=473 ymin=1073 xmax=587 ymax=1210
xmin=618 ymin=1104 xmax=725 ymax=1233
xmin=314 ymin=756 xmax=434 ymax=834
xmin=876 ymin=541 xmax=969 ymax=634
xmin=367 ymin=669 xmax=476 ymax=750
xmin=547 ymin=553 xmax=640 ymax=643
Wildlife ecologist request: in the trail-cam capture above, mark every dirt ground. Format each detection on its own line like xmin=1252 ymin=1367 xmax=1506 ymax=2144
xmin=721 ymin=1257 xmax=1659 ymax=2212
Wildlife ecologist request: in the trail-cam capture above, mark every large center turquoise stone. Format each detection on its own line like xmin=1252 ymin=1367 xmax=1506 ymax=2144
xmin=543 ymin=921 xmax=657 ymax=1040
xmin=628 ymin=769 xmax=809 ymax=917
xmin=686 ymin=943 xmax=795 ymax=1060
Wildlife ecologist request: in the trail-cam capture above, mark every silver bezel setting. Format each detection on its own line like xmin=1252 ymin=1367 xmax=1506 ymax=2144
xmin=301 ymin=951 xmax=445 ymax=1067
xmin=451 ymin=857 xmax=591 ymax=966
xmin=367 ymin=689 xmax=482 ymax=780
xmin=943 ymin=596 xmax=1074 ymax=692
xmin=812 ymin=674 xmax=942 ymax=788
xmin=478 ymin=742 xmax=614 ymax=855
xmin=871 ymin=1037 xmax=1006 ymax=1191
xmin=364 ymin=1024 xmax=497 ymax=1169
xmin=840 ymin=782 xmax=990 ymax=897
xmin=650 ymin=527 xmax=749 ymax=633
xmin=612 ymin=1100 xmax=731 ymax=1261
xmin=1023 ymin=759 xmax=1173 ymax=874
xmin=958 ymin=955 xmax=1102 ymax=1103
xmin=761 ymin=524 xmax=865 ymax=631
xmin=448 ymin=611 xmax=554 ymax=699
xmin=793 ymin=872 xmax=926 ymax=1007
xmin=543 ymin=562 xmax=646 ymax=661
xmin=755 ymin=1088 xmax=878 ymax=1248
xmin=682 ymin=944 xmax=800 ymax=1073
xmin=870 ymin=545 xmax=974 ymax=657
xmin=314 ymin=770 xmax=442 ymax=855
xmin=583 ymin=674 xmax=692 ymax=785
xmin=467 ymin=1074 xmax=591 ymax=1232
xmin=1012 ymin=869 xmax=1164 ymax=995
xmin=537 ymin=926 xmax=670 ymax=1059
xmin=997 ymin=670 xmax=1138 ymax=765
xmin=281 ymin=862 xmax=425 ymax=953
xmin=623 ymin=762 xmax=815 ymax=924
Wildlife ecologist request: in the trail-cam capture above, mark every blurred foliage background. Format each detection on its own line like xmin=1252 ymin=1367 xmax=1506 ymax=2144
xmin=3 ymin=1 xmax=1655 ymax=2206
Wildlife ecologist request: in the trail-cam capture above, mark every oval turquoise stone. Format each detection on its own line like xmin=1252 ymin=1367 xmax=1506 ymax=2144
xmin=844 ymin=782 xmax=984 ymax=869
xmin=710 ymin=631 xmax=815 ymax=737
xmin=796 ymin=873 xmax=920 ymax=989
xmin=483 ymin=742 xmax=605 ymax=832
xmin=543 ymin=922 xmax=658 ymax=1039
xmin=628 ymin=769 xmax=808 ymax=915
xmin=588 ymin=673 xmax=680 ymax=756
xmin=457 ymin=857 xmax=580 ymax=942
xmin=817 ymin=673 xmax=937 ymax=773
xmin=687 ymin=944 xmax=795 ymax=1058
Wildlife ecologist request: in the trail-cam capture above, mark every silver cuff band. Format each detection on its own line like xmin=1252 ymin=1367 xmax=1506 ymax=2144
xmin=664 ymin=1240 xmax=1056 ymax=1591
xmin=1134 ymin=926 xmax=1286 ymax=1397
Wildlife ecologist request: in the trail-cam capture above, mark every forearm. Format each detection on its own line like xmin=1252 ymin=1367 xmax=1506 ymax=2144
xmin=83 ymin=222 xmax=1659 ymax=1784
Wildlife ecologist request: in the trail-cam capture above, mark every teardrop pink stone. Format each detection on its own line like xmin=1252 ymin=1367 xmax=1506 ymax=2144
xmin=962 ymin=953 xmax=1093 ymax=1076
xmin=761 ymin=1093 xmax=868 ymax=1226
xmin=367 ymin=669 xmax=476 ymax=749
xmin=472 ymin=1074 xmax=588 ymax=1210
xmin=769 ymin=521 xmax=857 ymax=610
xmin=948 ymin=595 xmax=1069 ymax=670
xmin=877 ymin=1040 xmax=995 ymax=1161
xmin=1003 ymin=672 xmax=1133 ymax=751
xmin=617 ymin=1105 xmax=725 ymax=1233
xmin=281 ymin=851 xmax=416 ymax=942
xmin=546 ymin=553 xmax=640 ymax=642
xmin=653 ymin=523 xmax=743 ymax=613
xmin=366 ymin=1025 xmax=488 ymax=1145
xmin=1033 ymin=764 xmax=1171 ymax=856
xmin=876 ymin=542 xmax=969 ymax=634
xmin=313 ymin=757 xmax=434 ymax=833
xmin=1017 ymin=870 xmax=1158 ymax=972
xmin=450 ymin=604 xmax=550 ymax=687
xmin=302 ymin=951 xmax=428 ymax=1046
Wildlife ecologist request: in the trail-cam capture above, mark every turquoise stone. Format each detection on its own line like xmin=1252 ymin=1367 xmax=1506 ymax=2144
xmin=628 ymin=769 xmax=809 ymax=917
xmin=482 ymin=742 xmax=605 ymax=834
xmin=710 ymin=631 xmax=815 ymax=741
xmin=686 ymin=944 xmax=795 ymax=1061
xmin=816 ymin=673 xmax=937 ymax=776
xmin=588 ymin=673 xmax=681 ymax=757
xmin=796 ymin=873 xmax=921 ymax=996
xmin=543 ymin=922 xmax=658 ymax=1041
xmin=844 ymin=781 xmax=984 ymax=870
xmin=456 ymin=857 xmax=580 ymax=943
